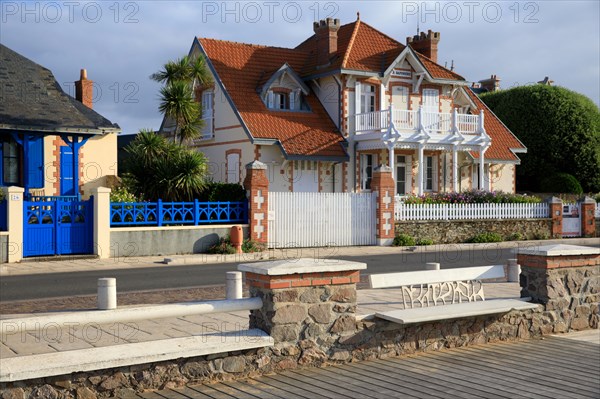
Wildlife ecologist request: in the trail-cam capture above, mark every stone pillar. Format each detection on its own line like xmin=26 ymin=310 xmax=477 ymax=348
xmin=243 ymin=161 xmax=269 ymax=244
xmin=547 ymin=196 xmax=563 ymax=238
xmin=371 ymin=165 xmax=395 ymax=246
xmin=92 ymin=187 xmax=111 ymax=259
xmin=5 ymin=186 xmax=24 ymax=263
xmin=518 ymin=244 xmax=599 ymax=333
xmin=579 ymin=197 xmax=596 ymax=237
xmin=239 ymin=259 xmax=366 ymax=356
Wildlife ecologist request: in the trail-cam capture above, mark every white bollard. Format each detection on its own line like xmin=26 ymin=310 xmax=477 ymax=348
xmin=226 ymin=271 xmax=243 ymax=300
xmin=507 ymin=259 xmax=521 ymax=283
xmin=425 ymin=262 xmax=441 ymax=270
xmin=97 ymin=278 xmax=117 ymax=310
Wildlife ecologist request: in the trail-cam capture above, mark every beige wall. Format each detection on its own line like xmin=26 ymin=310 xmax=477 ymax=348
xmin=80 ymin=134 xmax=118 ymax=198
xmin=312 ymin=75 xmax=340 ymax=129
xmin=490 ymin=163 xmax=516 ymax=193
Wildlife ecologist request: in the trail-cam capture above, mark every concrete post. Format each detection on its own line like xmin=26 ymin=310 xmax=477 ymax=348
xmin=579 ymin=196 xmax=596 ymax=237
xmin=226 ymin=271 xmax=243 ymax=299
xmin=5 ymin=186 xmax=24 ymax=263
xmin=97 ymin=278 xmax=117 ymax=310
xmin=371 ymin=165 xmax=395 ymax=246
xmin=92 ymin=187 xmax=111 ymax=258
xmin=243 ymin=161 xmax=269 ymax=244
xmin=506 ymin=258 xmax=520 ymax=282
xmin=547 ymin=196 xmax=563 ymax=238
xmin=518 ymin=244 xmax=599 ymax=333
xmin=425 ymin=262 xmax=440 ymax=270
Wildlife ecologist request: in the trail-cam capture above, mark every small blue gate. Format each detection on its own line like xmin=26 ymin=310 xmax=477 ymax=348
xmin=23 ymin=197 xmax=94 ymax=257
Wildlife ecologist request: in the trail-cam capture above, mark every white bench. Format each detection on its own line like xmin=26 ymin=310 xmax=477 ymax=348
xmin=368 ymin=265 xmax=540 ymax=324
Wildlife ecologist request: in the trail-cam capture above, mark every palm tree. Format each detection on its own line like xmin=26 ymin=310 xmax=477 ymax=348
xmin=152 ymin=55 xmax=213 ymax=143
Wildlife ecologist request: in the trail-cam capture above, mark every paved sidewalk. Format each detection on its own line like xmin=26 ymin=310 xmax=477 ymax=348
xmin=1 ymin=238 xmax=598 ymax=277
xmin=0 ymin=283 xmax=525 ymax=360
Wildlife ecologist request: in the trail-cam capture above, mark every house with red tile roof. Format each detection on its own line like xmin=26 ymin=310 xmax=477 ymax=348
xmin=162 ymin=16 xmax=526 ymax=194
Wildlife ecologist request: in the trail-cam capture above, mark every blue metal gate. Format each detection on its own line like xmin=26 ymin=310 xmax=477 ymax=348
xmin=23 ymin=197 xmax=94 ymax=257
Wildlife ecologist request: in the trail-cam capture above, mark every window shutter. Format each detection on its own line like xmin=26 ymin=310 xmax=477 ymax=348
xmin=433 ymin=155 xmax=439 ymax=192
xmin=27 ymin=135 xmax=44 ymax=189
xmin=267 ymin=91 xmax=274 ymax=108
xmin=355 ymin=81 xmax=361 ymax=114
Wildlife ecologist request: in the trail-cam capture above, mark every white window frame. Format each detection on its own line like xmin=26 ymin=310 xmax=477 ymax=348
xmin=396 ymin=155 xmax=408 ymax=195
xmin=360 ymin=84 xmax=376 ymax=114
xmin=201 ymin=90 xmax=214 ymax=140
xmin=361 ymin=154 xmax=376 ymax=191
xmin=423 ymin=155 xmax=438 ymax=192
xmin=226 ymin=152 xmax=240 ymax=184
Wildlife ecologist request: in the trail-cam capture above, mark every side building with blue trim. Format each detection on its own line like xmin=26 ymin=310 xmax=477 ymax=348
xmin=0 ymin=44 xmax=121 ymax=199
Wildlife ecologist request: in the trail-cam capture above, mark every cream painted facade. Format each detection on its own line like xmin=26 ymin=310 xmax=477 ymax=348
xmin=36 ymin=134 xmax=118 ymax=199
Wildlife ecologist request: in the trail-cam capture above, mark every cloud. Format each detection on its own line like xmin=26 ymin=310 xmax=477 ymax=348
xmin=1 ymin=0 xmax=598 ymax=135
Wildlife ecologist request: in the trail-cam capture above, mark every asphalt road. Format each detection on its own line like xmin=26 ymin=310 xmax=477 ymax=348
xmin=1 ymin=246 xmax=529 ymax=302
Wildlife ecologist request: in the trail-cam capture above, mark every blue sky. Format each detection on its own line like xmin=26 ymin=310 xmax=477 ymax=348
xmin=1 ymin=1 xmax=598 ymax=134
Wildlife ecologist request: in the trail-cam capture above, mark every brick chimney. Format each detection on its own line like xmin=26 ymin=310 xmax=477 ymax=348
xmin=313 ymin=18 xmax=340 ymax=67
xmin=75 ymin=69 xmax=93 ymax=109
xmin=406 ymin=30 xmax=440 ymax=63
xmin=479 ymin=74 xmax=501 ymax=92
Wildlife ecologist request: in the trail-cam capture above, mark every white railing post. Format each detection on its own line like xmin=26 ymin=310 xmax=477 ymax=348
xmin=226 ymin=271 xmax=243 ymax=300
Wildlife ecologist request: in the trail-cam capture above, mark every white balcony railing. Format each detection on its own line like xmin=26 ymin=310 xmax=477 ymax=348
xmin=351 ymin=106 xmax=483 ymax=136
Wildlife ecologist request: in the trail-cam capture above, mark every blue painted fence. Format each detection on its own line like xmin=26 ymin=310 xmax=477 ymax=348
xmin=110 ymin=200 xmax=248 ymax=227
xmin=0 ymin=200 xmax=7 ymax=231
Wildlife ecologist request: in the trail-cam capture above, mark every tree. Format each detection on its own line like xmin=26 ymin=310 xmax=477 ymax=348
xmin=151 ymin=55 xmax=213 ymax=143
xmin=124 ymin=130 xmax=207 ymax=201
xmin=480 ymin=85 xmax=600 ymax=192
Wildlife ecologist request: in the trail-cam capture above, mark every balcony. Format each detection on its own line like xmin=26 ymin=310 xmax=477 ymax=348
xmin=349 ymin=106 xmax=486 ymax=147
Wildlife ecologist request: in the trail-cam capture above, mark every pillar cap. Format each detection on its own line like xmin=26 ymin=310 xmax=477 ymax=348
xmin=6 ymin=186 xmax=25 ymax=193
xmin=238 ymin=258 xmax=366 ymax=276
xmin=92 ymin=187 xmax=112 ymax=194
xmin=516 ymin=244 xmax=599 ymax=257
xmin=579 ymin=196 xmax=596 ymax=204
xmin=373 ymin=165 xmax=392 ymax=173
xmin=245 ymin=160 xmax=267 ymax=170
xmin=546 ymin=196 xmax=562 ymax=204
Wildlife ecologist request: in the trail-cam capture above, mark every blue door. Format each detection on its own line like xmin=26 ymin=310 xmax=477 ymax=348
xmin=23 ymin=198 xmax=94 ymax=257
xmin=60 ymin=147 xmax=75 ymax=196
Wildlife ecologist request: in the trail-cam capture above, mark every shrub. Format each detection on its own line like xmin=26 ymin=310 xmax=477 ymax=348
xmin=416 ymin=237 xmax=434 ymax=246
xmin=594 ymin=193 xmax=600 ymax=203
xmin=393 ymin=233 xmax=416 ymax=247
xmin=242 ymin=239 xmax=266 ymax=253
xmin=469 ymin=232 xmax=502 ymax=243
xmin=533 ymin=231 xmax=550 ymax=240
xmin=0 ymin=189 xmax=5 ymax=202
xmin=507 ymin=232 xmax=524 ymax=241
xmin=207 ymin=236 xmax=265 ymax=254
xmin=207 ymin=238 xmax=236 ymax=254
xmin=110 ymin=186 xmax=138 ymax=203
xmin=198 ymin=182 xmax=246 ymax=202
xmin=403 ymin=190 xmax=541 ymax=204
xmin=540 ymin=173 xmax=583 ymax=194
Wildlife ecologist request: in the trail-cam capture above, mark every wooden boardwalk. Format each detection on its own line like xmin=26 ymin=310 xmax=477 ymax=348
xmin=139 ymin=333 xmax=600 ymax=399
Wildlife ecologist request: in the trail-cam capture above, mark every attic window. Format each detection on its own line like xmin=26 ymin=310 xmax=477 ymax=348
xmin=266 ymin=89 xmax=309 ymax=111
xmin=273 ymin=91 xmax=289 ymax=110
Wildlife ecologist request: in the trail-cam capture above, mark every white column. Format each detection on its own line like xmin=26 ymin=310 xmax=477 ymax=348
xmin=417 ymin=145 xmax=424 ymax=195
xmin=92 ymin=187 xmax=111 ymax=259
xmin=479 ymin=148 xmax=486 ymax=191
xmin=354 ymin=80 xmax=361 ymax=133
xmin=452 ymin=147 xmax=458 ymax=192
xmin=388 ymin=147 xmax=394 ymax=180
xmin=97 ymin=278 xmax=117 ymax=310
xmin=5 ymin=186 xmax=24 ymax=263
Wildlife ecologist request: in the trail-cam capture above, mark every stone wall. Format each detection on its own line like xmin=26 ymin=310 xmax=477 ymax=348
xmin=596 ymin=218 xmax=600 ymax=237
xmin=395 ymin=218 xmax=552 ymax=244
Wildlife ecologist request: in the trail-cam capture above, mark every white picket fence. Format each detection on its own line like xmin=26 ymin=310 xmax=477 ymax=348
xmin=595 ymin=203 xmax=600 ymax=219
xmin=395 ymin=201 xmax=550 ymax=221
xmin=268 ymin=192 xmax=377 ymax=248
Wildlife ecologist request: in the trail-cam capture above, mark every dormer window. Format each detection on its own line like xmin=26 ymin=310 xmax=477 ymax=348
xmin=273 ymin=91 xmax=289 ymax=110
xmin=266 ymin=89 xmax=309 ymax=111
